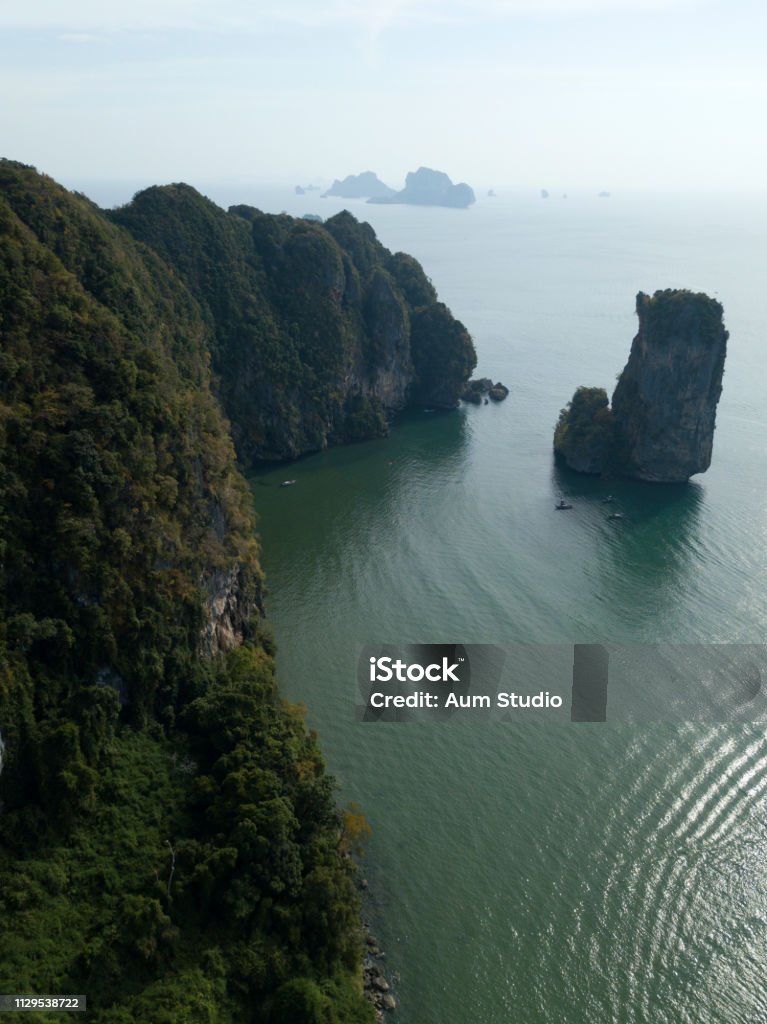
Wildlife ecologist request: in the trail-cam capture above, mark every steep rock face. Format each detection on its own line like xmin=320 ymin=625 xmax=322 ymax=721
xmin=611 ymin=290 xmax=728 ymax=481
xmin=409 ymin=303 xmax=477 ymax=407
xmin=368 ymin=167 xmax=475 ymax=208
xmin=112 ymin=195 xmax=475 ymax=463
xmin=0 ymin=161 xmax=372 ymax=1023
xmin=359 ymin=266 xmax=413 ymax=407
xmin=200 ymin=563 xmax=263 ymax=657
xmin=0 ymin=160 xmax=264 ymax=738
xmin=554 ymin=290 xmax=728 ymax=482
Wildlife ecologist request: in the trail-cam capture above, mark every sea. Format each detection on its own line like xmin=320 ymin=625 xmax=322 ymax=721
xmin=96 ymin=179 xmax=767 ymax=1023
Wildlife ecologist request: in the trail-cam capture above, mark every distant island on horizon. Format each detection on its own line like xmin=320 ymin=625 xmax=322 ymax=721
xmin=323 ymin=167 xmax=476 ymax=209
xmin=322 ymin=170 xmax=395 ymax=200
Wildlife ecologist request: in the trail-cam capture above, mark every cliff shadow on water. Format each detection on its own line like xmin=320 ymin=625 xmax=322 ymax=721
xmin=250 ymin=409 xmax=470 ymax=573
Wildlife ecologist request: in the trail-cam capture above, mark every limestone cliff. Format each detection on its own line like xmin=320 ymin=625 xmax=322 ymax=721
xmin=200 ymin=562 xmax=264 ymax=657
xmin=554 ymin=290 xmax=728 ymax=483
xmin=0 ymin=160 xmax=373 ymax=1022
xmin=112 ymin=194 xmax=476 ymax=463
xmin=611 ymin=290 xmax=728 ymax=481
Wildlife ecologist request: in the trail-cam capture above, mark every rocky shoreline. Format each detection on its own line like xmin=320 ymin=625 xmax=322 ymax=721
xmin=362 ymin=919 xmax=397 ymax=1020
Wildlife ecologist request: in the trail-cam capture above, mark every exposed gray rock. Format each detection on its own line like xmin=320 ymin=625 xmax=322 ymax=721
xmin=359 ymin=267 xmax=413 ymax=410
xmin=553 ymin=290 xmax=728 ymax=483
xmin=611 ymin=290 xmax=728 ymax=481
xmin=461 ymin=377 xmax=494 ymax=403
xmin=361 ymin=921 xmax=395 ymax=1021
xmin=461 ymin=377 xmax=509 ymax=403
xmin=200 ymin=563 xmax=262 ymax=657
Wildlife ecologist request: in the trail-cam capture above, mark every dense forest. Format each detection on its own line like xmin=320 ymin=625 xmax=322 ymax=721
xmin=0 ymin=160 xmax=476 ymax=1021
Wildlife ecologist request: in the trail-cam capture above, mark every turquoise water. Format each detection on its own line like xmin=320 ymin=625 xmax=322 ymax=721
xmin=244 ymin=189 xmax=767 ymax=1023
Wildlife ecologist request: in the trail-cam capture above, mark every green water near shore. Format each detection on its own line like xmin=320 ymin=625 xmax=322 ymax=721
xmin=249 ymin=189 xmax=767 ymax=1023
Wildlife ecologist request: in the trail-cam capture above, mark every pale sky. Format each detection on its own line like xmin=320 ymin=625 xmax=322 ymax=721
xmin=3 ymin=0 xmax=767 ymax=191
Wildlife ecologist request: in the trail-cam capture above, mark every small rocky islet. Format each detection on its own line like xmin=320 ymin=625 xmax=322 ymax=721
xmin=461 ymin=377 xmax=510 ymax=404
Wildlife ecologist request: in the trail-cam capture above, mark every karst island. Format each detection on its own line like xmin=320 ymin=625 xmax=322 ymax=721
xmin=554 ymin=289 xmax=728 ymax=482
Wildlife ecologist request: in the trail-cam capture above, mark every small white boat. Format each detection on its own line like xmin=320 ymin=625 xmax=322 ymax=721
xmin=280 ymin=479 xmax=297 ymax=487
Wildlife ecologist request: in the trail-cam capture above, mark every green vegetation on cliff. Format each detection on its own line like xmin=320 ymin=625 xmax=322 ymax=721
xmin=109 ymin=188 xmax=475 ymax=464
xmin=0 ymin=161 xmax=389 ymax=1022
xmin=554 ymin=290 xmax=728 ymax=482
xmin=553 ymin=386 xmax=614 ymax=475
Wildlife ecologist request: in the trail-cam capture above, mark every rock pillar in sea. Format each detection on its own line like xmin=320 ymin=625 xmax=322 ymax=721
xmin=553 ymin=289 xmax=728 ymax=483
xmin=611 ymin=290 xmax=728 ymax=482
